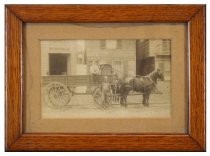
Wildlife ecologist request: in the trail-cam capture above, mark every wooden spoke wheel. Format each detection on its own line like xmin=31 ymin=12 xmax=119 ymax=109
xmin=93 ymin=87 xmax=112 ymax=109
xmin=93 ymin=87 xmax=103 ymax=108
xmin=44 ymin=82 xmax=72 ymax=108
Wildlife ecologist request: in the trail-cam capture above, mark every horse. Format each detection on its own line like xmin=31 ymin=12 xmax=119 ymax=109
xmin=129 ymin=69 xmax=164 ymax=106
xmin=118 ymin=80 xmax=132 ymax=107
xmin=118 ymin=69 xmax=164 ymax=107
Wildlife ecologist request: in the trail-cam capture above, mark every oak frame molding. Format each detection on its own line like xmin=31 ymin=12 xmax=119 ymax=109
xmin=5 ymin=4 xmax=206 ymax=151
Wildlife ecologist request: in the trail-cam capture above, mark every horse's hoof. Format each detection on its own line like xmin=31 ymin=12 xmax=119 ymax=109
xmin=145 ymin=104 xmax=149 ymax=107
xmin=143 ymin=103 xmax=149 ymax=107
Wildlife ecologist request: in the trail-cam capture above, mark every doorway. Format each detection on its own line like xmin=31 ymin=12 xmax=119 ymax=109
xmin=49 ymin=53 xmax=69 ymax=75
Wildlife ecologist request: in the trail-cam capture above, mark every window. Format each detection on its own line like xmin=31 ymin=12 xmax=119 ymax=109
xmin=162 ymin=39 xmax=171 ymax=53
xmin=49 ymin=54 xmax=69 ymax=75
xmin=100 ymin=40 xmax=122 ymax=49
xmin=112 ymin=60 xmax=123 ymax=78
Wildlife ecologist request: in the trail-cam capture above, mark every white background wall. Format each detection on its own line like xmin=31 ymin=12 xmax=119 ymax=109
xmin=0 ymin=0 xmax=209 ymax=155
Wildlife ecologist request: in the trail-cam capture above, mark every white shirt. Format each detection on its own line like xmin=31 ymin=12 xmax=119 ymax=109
xmin=90 ymin=64 xmax=99 ymax=74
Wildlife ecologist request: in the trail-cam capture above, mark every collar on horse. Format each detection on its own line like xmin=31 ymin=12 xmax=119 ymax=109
xmin=136 ymin=70 xmax=157 ymax=84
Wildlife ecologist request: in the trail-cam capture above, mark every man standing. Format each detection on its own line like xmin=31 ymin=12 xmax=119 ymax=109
xmin=101 ymin=76 xmax=111 ymax=107
xmin=90 ymin=61 xmax=99 ymax=83
xmin=90 ymin=61 xmax=99 ymax=74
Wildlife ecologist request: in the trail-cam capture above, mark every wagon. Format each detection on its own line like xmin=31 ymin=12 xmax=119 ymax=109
xmin=42 ymin=64 xmax=117 ymax=109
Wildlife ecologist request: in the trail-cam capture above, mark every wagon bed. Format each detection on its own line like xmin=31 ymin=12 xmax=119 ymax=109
xmin=42 ymin=75 xmax=114 ymax=87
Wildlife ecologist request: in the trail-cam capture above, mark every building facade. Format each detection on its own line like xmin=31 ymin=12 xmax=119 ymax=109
xmin=136 ymin=39 xmax=171 ymax=80
xmin=85 ymin=40 xmax=136 ymax=78
xmin=41 ymin=39 xmax=171 ymax=80
xmin=41 ymin=40 xmax=136 ymax=78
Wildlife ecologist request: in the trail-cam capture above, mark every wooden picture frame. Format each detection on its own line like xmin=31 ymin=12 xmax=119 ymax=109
xmin=5 ymin=5 xmax=205 ymax=151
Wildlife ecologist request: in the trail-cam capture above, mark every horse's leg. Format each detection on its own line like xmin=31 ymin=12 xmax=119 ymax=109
xmin=122 ymin=97 xmax=125 ymax=107
xmin=142 ymin=93 xmax=146 ymax=106
xmin=122 ymin=96 xmax=124 ymax=105
xmin=145 ymin=93 xmax=150 ymax=107
xmin=125 ymin=96 xmax=127 ymax=107
xmin=113 ymin=93 xmax=115 ymax=102
xmin=120 ymin=96 xmax=123 ymax=106
xmin=113 ymin=92 xmax=115 ymax=102
xmin=115 ymin=94 xmax=117 ymax=102
xmin=123 ymin=95 xmax=126 ymax=107
xmin=105 ymin=93 xmax=107 ymax=104
xmin=117 ymin=91 xmax=119 ymax=102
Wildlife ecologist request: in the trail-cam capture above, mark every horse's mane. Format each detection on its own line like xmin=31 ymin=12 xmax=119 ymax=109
xmin=129 ymin=70 xmax=157 ymax=84
xmin=135 ymin=70 xmax=157 ymax=78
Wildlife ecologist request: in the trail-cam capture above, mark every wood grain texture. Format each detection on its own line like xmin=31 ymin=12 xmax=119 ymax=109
xmin=5 ymin=5 xmax=206 ymax=151
xmin=189 ymin=6 xmax=206 ymax=150
xmin=8 ymin=134 xmax=202 ymax=151
xmin=7 ymin=5 xmax=203 ymax=23
xmin=5 ymin=8 xmax=22 ymax=149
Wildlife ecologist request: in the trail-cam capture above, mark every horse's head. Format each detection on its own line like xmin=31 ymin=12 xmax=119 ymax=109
xmin=150 ymin=69 xmax=164 ymax=84
xmin=156 ymin=69 xmax=164 ymax=81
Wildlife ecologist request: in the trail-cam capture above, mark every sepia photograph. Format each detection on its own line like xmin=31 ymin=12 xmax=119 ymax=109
xmin=41 ymin=39 xmax=171 ymax=118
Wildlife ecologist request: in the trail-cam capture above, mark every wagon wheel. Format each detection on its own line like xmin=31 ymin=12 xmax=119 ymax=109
xmin=93 ymin=87 xmax=112 ymax=109
xmin=92 ymin=87 xmax=103 ymax=108
xmin=43 ymin=82 xmax=72 ymax=109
